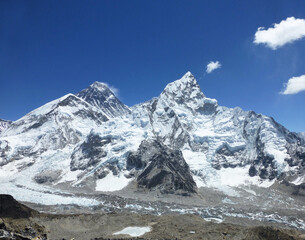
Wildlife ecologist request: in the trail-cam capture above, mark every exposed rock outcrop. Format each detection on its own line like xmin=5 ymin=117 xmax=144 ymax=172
xmin=128 ymin=140 xmax=197 ymax=195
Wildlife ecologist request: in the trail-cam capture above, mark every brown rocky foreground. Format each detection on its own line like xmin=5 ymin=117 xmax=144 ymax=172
xmin=0 ymin=194 xmax=305 ymax=240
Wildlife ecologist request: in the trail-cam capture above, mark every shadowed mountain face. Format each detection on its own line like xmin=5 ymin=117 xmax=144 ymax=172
xmin=127 ymin=140 xmax=197 ymax=195
xmin=76 ymin=81 xmax=130 ymax=118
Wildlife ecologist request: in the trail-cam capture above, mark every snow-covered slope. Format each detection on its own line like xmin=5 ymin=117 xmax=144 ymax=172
xmin=76 ymin=82 xmax=130 ymax=118
xmin=0 ymin=72 xmax=304 ymax=203
xmin=0 ymin=119 xmax=11 ymax=134
xmin=0 ymin=94 xmax=108 ymax=167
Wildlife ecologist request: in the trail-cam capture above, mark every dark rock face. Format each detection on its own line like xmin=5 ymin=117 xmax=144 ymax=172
xmin=126 ymin=152 xmax=147 ymax=170
xmin=251 ymin=140 xmax=278 ymax=181
xmin=126 ymin=140 xmax=162 ymax=170
xmin=249 ymin=226 xmax=301 ymax=240
xmin=0 ymin=195 xmax=37 ymax=219
xmin=286 ymin=143 xmax=305 ymax=168
xmin=291 ymin=182 xmax=305 ymax=196
xmin=213 ymin=143 xmax=246 ymax=169
xmin=0 ymin=195 xmax=47 ymax=239
xmin=76 ymin=82 xmax=130 ymax=118
xmin=248 ymin=139 xmax=278 ymax=181
xmin=34 ymin=170 xmax=62 ymax=184
xmin=129 ymin=140 xmax=197 ymax=195
xmin=70 ymin=132 xmax=111 ymax=171
xmin=95 ymin=161 xmax=120 ymax=179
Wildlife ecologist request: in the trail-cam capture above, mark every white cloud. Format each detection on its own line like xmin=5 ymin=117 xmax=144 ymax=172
xmin=281 ymin=75 xmax=305 ymax=95
xmin=93 ymin=81 xmax=120 ymax=97
xmin=206 ymin=61 xmax=221 ymax=74
xmin=107 ymin=84 xmax=119 ymax=96
xmin=254 ymin=17 xmax=305 ymax=50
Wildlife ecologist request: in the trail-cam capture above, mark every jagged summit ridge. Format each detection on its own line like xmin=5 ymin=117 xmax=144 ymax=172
xmin=77 ymin=81 xmax=130 ymax=118
xmin=91 ymin=81 xmax=109 ymax=90
xmin=158 ymin=71 xmax=216 ymax=116
xmin=162 ymin=72 xmax=205 ymax=101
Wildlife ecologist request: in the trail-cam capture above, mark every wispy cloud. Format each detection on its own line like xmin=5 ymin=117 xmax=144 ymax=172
xmin=206 ymin=61 xmax=221 ymax=74
xmin=281 ymin=75 xmax=305 ymax=95
xmin=94 ymin=81 xmax=120 ymax=97
xmin=254 ymin=17 xmax=305 ymax=50
xmin=104 ymin=83 xmax=119 ymax=96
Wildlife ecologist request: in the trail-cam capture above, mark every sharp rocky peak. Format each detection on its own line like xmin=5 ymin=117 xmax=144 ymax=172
xmin=162 ymin=72 xmax=205 ymax=98
xmin=76 ymin=81 xmax=130 ymax=118
xmin=158 ymin=72 xmax=208 ymax=111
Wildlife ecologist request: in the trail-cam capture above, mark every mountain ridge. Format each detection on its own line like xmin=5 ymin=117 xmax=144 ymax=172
xmin=0 ymin=72 xmax=304 ymax=206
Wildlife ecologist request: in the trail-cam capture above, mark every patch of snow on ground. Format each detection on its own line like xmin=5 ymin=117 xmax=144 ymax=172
xmin=113 ymin=227 xmax=151 ymax=237
xmin=95 ymin=172 xmax=133 ymax=192
xmin=203 ymin=217 xmax=223 ymax=223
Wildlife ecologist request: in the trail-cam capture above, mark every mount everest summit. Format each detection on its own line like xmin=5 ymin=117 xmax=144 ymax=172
xmin=0 ymin=72 xmax=305 ymax=201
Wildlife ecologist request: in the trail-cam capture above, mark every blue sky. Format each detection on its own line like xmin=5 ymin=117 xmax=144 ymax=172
xmin=1 ymin=0 xmax=305 ymax=132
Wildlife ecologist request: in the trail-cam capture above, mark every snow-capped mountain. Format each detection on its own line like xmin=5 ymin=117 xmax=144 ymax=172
xmin=0 ymin=119 xmax=11 ymax=134
xmin=76 ymin=81 xmax=130 ymax=118
xmin=0 ymin=72 xmax=304 ymax=200
xmin=132 ymin=72 xmax=305 ymax=188
xmin=0 ymin=94 xmax=108 ymax=167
